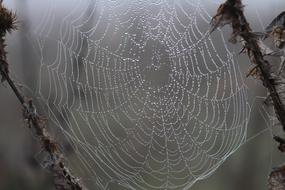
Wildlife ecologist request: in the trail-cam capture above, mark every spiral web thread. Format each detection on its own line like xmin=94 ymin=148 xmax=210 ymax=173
xmin=29 ymin=0 xmax=250 ymax=189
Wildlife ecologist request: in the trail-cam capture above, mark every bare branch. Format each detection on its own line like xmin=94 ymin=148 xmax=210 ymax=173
xmin=0 ymin=2 xmax=86 ymax=190
xmin=212 ymin=0 xmax=285 ymax=128
xmin=210 ymin=1 xmax=285 ymax=189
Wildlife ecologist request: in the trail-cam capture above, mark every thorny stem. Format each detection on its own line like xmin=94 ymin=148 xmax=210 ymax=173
xmin=237 ymin=1 xmax=284 ymax=128
xmin=0 ymin=64 xmax=24 ymax=104
xmin=211 ymin=0 xmax=285 ymax=189
xmin=0 ymin=2 xmax=86 ymax=190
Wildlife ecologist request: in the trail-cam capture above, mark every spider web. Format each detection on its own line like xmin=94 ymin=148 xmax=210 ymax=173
xmin=23 ymin=0 xmax=251 ymax=189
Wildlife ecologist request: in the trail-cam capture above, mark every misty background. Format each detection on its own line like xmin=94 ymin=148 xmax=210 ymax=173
xmin=0 ymin=0 xmax=285 ymax=190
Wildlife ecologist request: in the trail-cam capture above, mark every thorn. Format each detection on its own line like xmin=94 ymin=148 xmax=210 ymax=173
xmin=274 ymin=136 xmax=285 ymax=152
xmin=239 ymin=46 xmax=246 ymax=54
xmin=246 ymin=65 xmax=259 ymax=78
xmin=266 ymin=50 xmax=284 ymax=57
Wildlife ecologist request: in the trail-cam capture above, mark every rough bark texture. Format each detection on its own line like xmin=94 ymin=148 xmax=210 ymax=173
xmin=210 ymin=0 xmax=285 ymax=189
xmin=0 ymin=2 xmax=86 ymax=190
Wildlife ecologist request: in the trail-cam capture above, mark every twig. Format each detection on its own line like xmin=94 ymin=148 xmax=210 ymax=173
xmin=0 ymin=2 xmax=86 ymax=190
xmin=210 ymin=0 xmax=285 ymax=189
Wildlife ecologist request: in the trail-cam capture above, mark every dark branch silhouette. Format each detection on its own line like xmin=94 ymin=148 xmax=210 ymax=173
xmin=0 ymin=1 xmax=86 ymax=190
xmin=210 ymin=0 xmax=285 ymax=189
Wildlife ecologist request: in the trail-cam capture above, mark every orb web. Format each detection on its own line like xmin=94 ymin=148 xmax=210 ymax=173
xmin=28 ymin=0 xmax=250 ymax=189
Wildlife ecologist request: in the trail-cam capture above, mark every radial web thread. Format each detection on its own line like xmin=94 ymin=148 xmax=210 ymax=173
xmin=29 ymin=0 xmax=250 ymax=189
